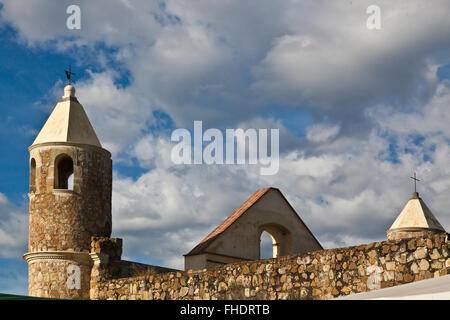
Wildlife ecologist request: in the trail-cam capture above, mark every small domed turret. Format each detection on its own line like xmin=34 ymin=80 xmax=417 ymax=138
xmin=31 ymin=84 xmax=101 ymax=147
xmin=387 ymin=192 xmax=446 ymax=241
xmin=63 ymin=84 xmax=76 ymax=98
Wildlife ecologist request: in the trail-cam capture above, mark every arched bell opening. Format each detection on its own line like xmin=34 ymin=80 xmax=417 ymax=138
xmin=260 ymin=230 xmax=279 ymax=259
xmin=259 ymin=223 xmax=291 ymax=259
xmin=54 ymin=154 xmax=74 ymax=190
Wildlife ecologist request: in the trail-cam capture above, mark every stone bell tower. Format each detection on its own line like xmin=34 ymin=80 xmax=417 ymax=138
xmin=24 ymin=84 xmax=112 ymax=299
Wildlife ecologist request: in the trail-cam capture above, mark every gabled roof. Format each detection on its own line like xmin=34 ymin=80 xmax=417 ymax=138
xmin=389 ymin=192 xmax=445 ymax=232
xmin=185 ymin=187 xmax=322 ymax=256
xmin=186 ymin=188 xmax=271 ymax=256
xmin=32 ymin=85 xmax=101 ymax=148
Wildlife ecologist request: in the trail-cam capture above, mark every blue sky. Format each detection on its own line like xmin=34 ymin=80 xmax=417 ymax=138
xmin=0 ymin=1 xmax=449 ymax=295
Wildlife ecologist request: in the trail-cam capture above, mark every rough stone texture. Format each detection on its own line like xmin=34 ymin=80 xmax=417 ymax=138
xmin=28 ymin=145 xmax=112 ymax=252
xmin=90 ymin=233 xmax=449 ymax=300
xmin=89 ymin=237 xmax=178 ymax=300
xmin=26 ymin=143 xmax=112 ymax=299
xmin=387 ymin=229 xmax=443 ymax=241
xmin=28 ymin=259 xmax=91 ymax=299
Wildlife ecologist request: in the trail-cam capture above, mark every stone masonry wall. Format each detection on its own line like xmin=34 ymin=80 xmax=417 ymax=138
xmin=90 ymin=233 xmax=449 ymax=300
xmin=29 ymin=259 xmax=91 ymax=299
xmin=28 ymin=145 xmax=112 ymax=252
xmin=89 ymin=237 xmax=178 ymax=299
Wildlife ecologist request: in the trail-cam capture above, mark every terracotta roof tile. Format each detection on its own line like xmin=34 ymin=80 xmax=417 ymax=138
xmin=185 ymin=187 xmax=271 ymax=256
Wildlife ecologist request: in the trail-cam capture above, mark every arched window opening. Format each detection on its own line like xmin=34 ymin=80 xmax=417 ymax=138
xmin=260 ymin=230 xmax=279 ymax=259
xmin=30 ymin=158 xmax=36 ymax=193
xmin=54 ymin=155 xmax=74 ymax=190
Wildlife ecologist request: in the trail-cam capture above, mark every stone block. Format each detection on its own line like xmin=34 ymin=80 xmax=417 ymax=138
xmin=385 ymin=261 xmax=396 ymax=271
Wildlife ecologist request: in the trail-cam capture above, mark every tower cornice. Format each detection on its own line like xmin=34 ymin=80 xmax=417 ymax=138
xmin=23 ymin=251 xmax=93 ymax=266
xmin=28 ymin=141 xmax=111 ymax=157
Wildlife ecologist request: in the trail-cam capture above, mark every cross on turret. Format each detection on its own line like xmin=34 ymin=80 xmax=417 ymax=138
xmin=410 ymin=172 xmax=420 ymax=193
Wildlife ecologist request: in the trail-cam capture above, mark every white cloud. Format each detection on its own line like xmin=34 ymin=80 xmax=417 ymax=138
xmin=2 ymin=0 xmax=446 ymax=128
xmin=69 ymin=71 xmax=155 ymax=156
xmin=0 ymin=1 xmax=163 ymax=45
xmin=253 ymin=1 xmax=450 ymax=113
xmin=111 ymin=160 xmax=260 ymax=269
xmin=374 ymin=82 xmax=450 ymax=137
xmin=306 ymin=123 xmax=340 ymax=143
xmin=0 ymin=193 xmax=27 ymax=258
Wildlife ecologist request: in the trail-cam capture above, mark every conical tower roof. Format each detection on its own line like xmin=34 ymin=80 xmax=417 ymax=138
xmin=32 ymin=85 xmax=101 ymax=148
xmin=388 ymin=192 xmax=445 ymax=232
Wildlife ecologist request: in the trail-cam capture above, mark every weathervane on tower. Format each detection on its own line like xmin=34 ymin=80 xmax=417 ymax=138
xmin=64 ymin=65 xmax=76 ymax=85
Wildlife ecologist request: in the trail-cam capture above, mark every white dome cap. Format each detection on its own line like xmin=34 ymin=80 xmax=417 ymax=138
xmin=63 ymin=85 xmax=76 ymax=98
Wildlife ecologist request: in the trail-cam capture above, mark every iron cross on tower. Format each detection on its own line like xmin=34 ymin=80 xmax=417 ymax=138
xmin=64 ymin=65 xmax=76 ymax=85
xmin=410 ymin=172 xmax=420 ymax=193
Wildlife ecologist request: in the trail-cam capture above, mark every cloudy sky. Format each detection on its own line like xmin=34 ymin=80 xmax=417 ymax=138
xmin=0 ymin=0 xmax=449 ymax=295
